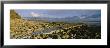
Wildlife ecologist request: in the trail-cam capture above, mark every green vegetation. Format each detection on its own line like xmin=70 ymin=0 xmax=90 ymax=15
xmin=10 ymin=10 xmax=101 ymax=39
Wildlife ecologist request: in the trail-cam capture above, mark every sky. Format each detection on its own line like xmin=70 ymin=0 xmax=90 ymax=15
xmin=15 ymin=9 xmax=101 ymax=19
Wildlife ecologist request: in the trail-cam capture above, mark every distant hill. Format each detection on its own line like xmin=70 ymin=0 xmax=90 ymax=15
xmin=23 ymin=16 xmax=101 ymax=26
xmin=10 ymin=10 xmax=21 ymax=19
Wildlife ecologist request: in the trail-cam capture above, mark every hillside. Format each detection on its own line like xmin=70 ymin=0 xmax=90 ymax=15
xmin=10 ymin=10 xmax=45 ymax=39
xmin=10 ymin=10 xmax=21 ymax=19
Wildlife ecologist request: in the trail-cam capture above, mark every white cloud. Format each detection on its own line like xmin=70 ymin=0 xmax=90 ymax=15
xmin=30 ymin=12 xmax=58 ymax=18
xmin=30 ymin=12 xmax=41 ymax=17
xmin=78 ymin=16 xmax=86 ymax=19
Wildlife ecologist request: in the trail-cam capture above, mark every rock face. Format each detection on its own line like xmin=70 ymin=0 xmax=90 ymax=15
xmin=10 ymin=10 xmax=21 ymax=19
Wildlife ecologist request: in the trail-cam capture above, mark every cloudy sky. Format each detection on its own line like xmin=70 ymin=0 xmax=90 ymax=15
xmin=15 ymin=9 xmax=101 ymax=19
